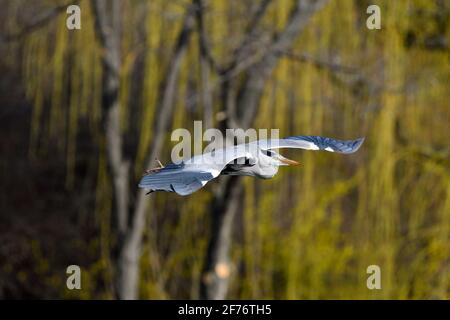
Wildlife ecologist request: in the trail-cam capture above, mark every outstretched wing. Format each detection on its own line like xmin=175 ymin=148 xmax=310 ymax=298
xmin=139 ymin=145 xmax=255 ymax=196
xmin=138 ymin=163 xmax=218 ymax=196
xmin=257 ymin=136 xmax=364 ymax=154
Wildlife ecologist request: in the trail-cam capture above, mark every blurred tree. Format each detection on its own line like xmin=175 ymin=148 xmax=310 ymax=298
xmin=196 ymin=0 xmax=329 ymax=300
xmin=91 ymin=0 xmax=197 ymax=299
xmin=0 ymin=0 xmax=448 ymax=300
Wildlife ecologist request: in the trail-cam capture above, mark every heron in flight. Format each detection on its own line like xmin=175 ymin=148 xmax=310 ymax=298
xmin=139 ymin=135 xmax=364 ymax=196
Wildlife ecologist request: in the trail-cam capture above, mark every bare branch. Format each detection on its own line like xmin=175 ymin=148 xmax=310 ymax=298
xmin=239 ymin=0 xmax=329 ymax=128
xmin=193 ymin=0 xmax=222 ymax=74
xmin=282 ymin=51 xmax=358 ymax=74
xmin=244 ymin=0 xmax=272 ymax=35
xmin=225 ymin=0 xmax=272 ymax=74
xmin=200 ymin=0 xmax=331 ymax=300
xmin=92 ymin=0 xmax=121 ymax=76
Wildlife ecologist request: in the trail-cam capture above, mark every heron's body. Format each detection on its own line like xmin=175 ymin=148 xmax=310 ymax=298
xmin=139 ymin=135 xmax=364 ymax=196
xmin=220 ymin=148 xmax=278 ymax=179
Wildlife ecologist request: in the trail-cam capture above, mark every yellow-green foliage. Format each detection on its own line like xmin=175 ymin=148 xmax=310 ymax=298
xmin=7 ymin=0 xmax=450 ymax=299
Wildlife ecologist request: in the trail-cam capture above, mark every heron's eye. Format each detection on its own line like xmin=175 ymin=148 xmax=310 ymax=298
xmin=261 ymin=150 xmax=275 ymax=157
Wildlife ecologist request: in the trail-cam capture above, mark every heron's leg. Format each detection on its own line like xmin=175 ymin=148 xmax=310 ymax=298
xmin=155 ymin=158 xmax=165 ymax=168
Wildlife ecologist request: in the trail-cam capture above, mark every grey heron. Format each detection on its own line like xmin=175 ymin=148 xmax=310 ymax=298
xmin=139 ymin=135 xmax=364 ymax=196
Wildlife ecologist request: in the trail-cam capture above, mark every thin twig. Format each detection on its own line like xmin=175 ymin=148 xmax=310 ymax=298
xmin=281 ymin=50 xmax=358 ymax=74
xmin=193 ymin=0 xmax=222 ymax=74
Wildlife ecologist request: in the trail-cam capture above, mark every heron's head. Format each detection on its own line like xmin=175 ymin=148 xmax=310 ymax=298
xmin=261 ymin=149 xmax=300 ymax=167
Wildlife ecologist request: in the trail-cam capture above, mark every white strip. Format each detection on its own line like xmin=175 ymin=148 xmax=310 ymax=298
xmin=308 ymin=142 xmax=320 ymax=150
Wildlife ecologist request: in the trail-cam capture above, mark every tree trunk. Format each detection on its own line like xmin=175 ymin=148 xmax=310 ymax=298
xmin=199 ymin=0 xmax=329 ymax=300
xmin=117 ymin=9 xmax=194 ymax=300
xmin=92 ymin=1 xmax=195 ymax=299
xmin=200 ymin=176 xmax=242 ymax=299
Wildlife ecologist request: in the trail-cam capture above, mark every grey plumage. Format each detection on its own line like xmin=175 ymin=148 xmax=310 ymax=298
xmin=138 ymin=135 xmax=364 ymax=196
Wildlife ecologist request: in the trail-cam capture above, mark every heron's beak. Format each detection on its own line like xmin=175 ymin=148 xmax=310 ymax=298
xmin=278 ymin=155 xmax=300 ymax=166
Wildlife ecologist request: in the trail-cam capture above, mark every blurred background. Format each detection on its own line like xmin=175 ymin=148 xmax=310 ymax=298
xmin=0 ymin=0 xmax=449 ymax=299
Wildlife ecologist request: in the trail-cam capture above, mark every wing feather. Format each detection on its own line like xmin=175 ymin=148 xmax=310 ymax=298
xmin=138 ymin=145 xmax=255 ymax=196
xmin=257 ymin=136 xmax=364 ymax=154
xmin=138 ymin=163 xmax=216 ymax=196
